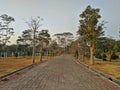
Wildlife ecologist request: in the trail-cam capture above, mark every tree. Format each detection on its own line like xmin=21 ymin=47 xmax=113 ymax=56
xmin=49 ymin=40 xmax=61 ymax=56
xmin=26 ymin=16 xmax=43 ymax=63
xmin=95 ymin=37 xmax=118 ymax=61
xmin=77 ymin=5 xmax=104 ymax=65
xmin=77 ymin=36 xmax=88 ymax=61
xmin=105 ymin=37 xmax=116 ymax=61
xmin=7 ymin=44 xmax=18 ymax=56
xmin=0 ymin=14 xmax=15 ymax=58
xmin=37 ymin=30 xmax=50 ymax=62
xmin=17 ymin=29 xmax=32 ymax=56
xmin=17 ymin=29 xmax=32 ymax=45
xmin=53 ymin=32 xmax=74 ymax=53
xmin=95 ymin=37 xmax=108 ymax=60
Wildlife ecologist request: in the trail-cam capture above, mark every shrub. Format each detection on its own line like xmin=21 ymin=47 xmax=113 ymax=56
xmin=14 ymin=52 xmax=18 ymax=58
xmin=102 ymin=53 xmax=106 ymax=61
xmin=95 ymin=49 xmax=102 ymax=59
xmin=111 ymin=53 xmax=118 ymax=59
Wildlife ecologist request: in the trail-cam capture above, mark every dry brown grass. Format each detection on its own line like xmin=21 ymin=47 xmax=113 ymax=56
xmin=80 ymin=57 xmax=120 ymax=79
xmin=0 ymin=56 xmax=53 ymax=77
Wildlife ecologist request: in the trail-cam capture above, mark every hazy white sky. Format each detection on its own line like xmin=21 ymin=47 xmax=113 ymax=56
xmin=0 ymin=0 xmax=120 ymax=44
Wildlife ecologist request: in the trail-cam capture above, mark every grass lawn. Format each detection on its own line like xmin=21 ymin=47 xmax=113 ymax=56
xmin=0 ymin=56 xmax=53 ymax=77
xmin=81 ymin=57 xmax=120 ymax=79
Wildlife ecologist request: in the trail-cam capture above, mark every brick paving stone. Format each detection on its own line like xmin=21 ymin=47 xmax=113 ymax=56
xmin=0 ymin=55 xmax=119 ymax=90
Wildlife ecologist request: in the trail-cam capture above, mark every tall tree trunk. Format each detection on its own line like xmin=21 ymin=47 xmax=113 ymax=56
xmin=46 ymin=48 xmax=49 ymax=59
xmin=32 ymin=30 xmax=35 ymax=64
xmin=109 ymin=51 xmax=112 ymax=62
xmin=82 ymin=47 xmax=85 ymax=62
xmin=90 ymin=43 xmax=94 ymax=65
xmin=82 ymin=54 xmax=84 ymax=62
xmin=40 ymin=40 xmax=43 ymax=62
xmin=40 ymin=47 xmax=43 ymax=62
xmin=32 ymin=45 xmax=35 ymax=63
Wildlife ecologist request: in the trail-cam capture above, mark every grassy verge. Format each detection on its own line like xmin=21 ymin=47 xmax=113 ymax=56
xmin=79 ymin=57 xmax=120 ymax=79
xmin=0 ymin=56 xmax=53 ymax=77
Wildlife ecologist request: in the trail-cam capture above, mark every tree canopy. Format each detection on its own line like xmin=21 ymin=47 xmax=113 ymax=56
xmin=0 ymin=14 xmax=15 ymax=45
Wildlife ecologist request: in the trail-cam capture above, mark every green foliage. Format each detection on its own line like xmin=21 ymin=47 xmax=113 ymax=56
xmin=37 ymin=29 xmax=50 ymax=45
xmin=95 ymin=37 xmax=120 ymax=60
xmin=94 ymin=49 xmax=107 ymax=60
xmin=116 ymin=40 xmax=120 ymax=52
xmin=95 ymin=49 xmax=102 ymax=59
xmin=111 ymin=52 xmax=118 ymax=59
xmin=113 ymin=44 xmax=119 ymax=53
xmin=96 ymin=37 xmax=109 ymax=53
xmin=54 ymin=32 xmax=73 ymax=47
xmin=77 ymin=5 xmax=104 ymax=44
xmin=17 ymin=29 xmax=32 ymax=45
xmin=102 ymin=53 xmax=107 ymax=61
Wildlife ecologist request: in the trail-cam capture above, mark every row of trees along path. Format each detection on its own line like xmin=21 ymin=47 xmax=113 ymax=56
xmin=1 ymin=5 xmax=118 ymax=66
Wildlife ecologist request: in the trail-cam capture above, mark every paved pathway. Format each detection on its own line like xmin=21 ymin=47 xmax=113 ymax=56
xmin=0 ymin=55 xmax=120 ymax=90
